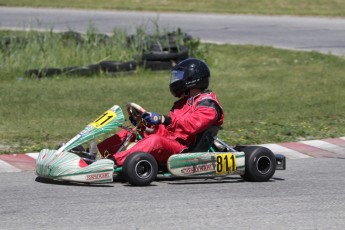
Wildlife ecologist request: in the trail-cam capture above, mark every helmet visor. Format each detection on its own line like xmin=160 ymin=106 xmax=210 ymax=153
xmin=170 ymin=70 xmax=185 ymax=84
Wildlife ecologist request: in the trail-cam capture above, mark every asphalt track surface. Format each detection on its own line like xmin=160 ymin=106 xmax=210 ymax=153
xmin=1 ymin=158 xmax=345 ymax=230
xmin=1 ymin=7 xmax=345 ymax=230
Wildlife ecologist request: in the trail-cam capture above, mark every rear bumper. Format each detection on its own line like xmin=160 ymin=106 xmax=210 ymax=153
xmin=275 ymin=154 xmax=286 ymax=170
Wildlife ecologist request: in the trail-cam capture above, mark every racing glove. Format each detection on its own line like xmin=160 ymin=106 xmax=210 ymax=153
xmin=142 ymin=112 xmax=171 ymax=126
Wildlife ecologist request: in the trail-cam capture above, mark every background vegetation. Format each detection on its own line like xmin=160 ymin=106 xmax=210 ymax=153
xmin=1 ymin=0 xmax=345 ymax=16
xmin=1 ymin=1 xmax=345 ymax=153
xmin=1 ymin=29 xmax=345 ymax=153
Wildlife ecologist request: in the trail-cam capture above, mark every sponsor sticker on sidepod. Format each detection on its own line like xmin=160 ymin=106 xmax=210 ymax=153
xmin=86 ymin=172 xmax=111 ymax=181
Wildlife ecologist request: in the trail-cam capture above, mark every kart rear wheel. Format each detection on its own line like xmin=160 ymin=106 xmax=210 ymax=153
xmin=122 ymin=152 xmax=158 ymax=186
xmin=241 ymin=146 xmax=276 ymax=182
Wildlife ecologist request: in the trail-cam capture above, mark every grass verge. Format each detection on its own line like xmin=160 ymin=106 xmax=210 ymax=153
xmin=1 ymin=29 xmax=345 ymax=153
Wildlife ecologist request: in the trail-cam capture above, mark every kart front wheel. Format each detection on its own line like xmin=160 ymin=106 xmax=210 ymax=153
xmin=240 ymin=146 xmax=276 ymax=182
xmin=122 ymin=152 xmax=158 ymax=186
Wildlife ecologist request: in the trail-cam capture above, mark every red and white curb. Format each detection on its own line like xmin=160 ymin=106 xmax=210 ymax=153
xmin=260 ymin=137 xmax=345 ymax=159
xmin=0 ymin=137 xmax=345 ymax=173
xmin=0 ymin=153 xmax=38 ymax=173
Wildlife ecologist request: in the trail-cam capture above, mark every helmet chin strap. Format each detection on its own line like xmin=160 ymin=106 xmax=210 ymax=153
xmin=181 ymin=89 xmax=205 ymax=104
xmin=183 ymin=90 xmax=190 ymax=98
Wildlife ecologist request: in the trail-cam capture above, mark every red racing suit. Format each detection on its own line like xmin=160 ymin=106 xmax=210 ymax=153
xmin=97 ymin=91 xmax=224 ymax=166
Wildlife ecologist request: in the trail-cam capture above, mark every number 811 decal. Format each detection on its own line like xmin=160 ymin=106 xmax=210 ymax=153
xmin=215 ymin=153 xmax=237 ymax=175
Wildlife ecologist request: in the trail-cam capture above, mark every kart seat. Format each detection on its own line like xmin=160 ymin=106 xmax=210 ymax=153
xmin=186 ymin=126 xmax=221 ymax=153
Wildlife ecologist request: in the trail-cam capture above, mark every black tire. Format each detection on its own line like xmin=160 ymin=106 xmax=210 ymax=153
xmin=162 ymin=31 xmax=193 ymax=44
xmin=99 ymin=60 xmax=137 ymax=73
xmin=140 ymin=60 xmax=174 ymax=71
xmin=58 ymin=31 xmax=84 ymax=44
xmin=41 ymin=68 xmax=62 ymax=77
xmin=25 ymin=68 xmax=62 ymax=78
xmin=141 ymin=45 xmax=189 ymax=62
xmin=122 ymin=152 xmax=158 ymax=186
xmin=24 ymin=69 xmax=39 ymax=78
xmin=63 ymin=64 xmax=100 ymax=76
xmin=240 ymin=146 xmax=276 ymax=182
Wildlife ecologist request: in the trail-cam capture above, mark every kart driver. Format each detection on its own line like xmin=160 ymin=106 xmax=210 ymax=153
xmin=97 ymin=58 xmax=224 ymax=166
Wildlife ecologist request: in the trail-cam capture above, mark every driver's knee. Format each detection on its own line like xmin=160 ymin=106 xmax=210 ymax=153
xmin=144 ymin=134 xmax=164 ymax=142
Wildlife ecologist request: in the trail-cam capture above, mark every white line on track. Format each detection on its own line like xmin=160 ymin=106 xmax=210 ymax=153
xmin=26 ymin=153 xmax=39 ymax=159
xmin=0 ymin=160 xmax=21 ymax=173
xmin=258 ymin=143 xmax=312 ymax=159
xmin=300 ymin=140 xmax=345 ymax=155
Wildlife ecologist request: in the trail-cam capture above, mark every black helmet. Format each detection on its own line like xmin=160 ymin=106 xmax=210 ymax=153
xmin=169 ymin=58 xmax=210 ymax=97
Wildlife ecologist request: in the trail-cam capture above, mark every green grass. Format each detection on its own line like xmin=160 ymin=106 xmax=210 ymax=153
xmin=0 ymin=27 xmax=202 ymax=80
xmin=1 ymin=29 xmax=345 ymax=153
xmin=0 ymin=29 xmax=141 ymax=80
xmin=1 ymin=0 xmax=345 ymax=16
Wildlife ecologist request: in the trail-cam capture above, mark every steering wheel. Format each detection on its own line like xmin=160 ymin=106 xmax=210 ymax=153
xmin=126 ymin=102 xmax=146 ymax=122
xmin=126 ymin=102 xmax=155 ymax=133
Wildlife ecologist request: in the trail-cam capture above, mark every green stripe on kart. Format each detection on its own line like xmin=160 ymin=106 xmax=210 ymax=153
xmin=53 ymin=169 xmax=113 ymax=177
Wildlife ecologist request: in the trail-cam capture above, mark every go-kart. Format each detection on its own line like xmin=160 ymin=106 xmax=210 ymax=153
xmin=36 ymin=103 xmax=286 ymax=186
